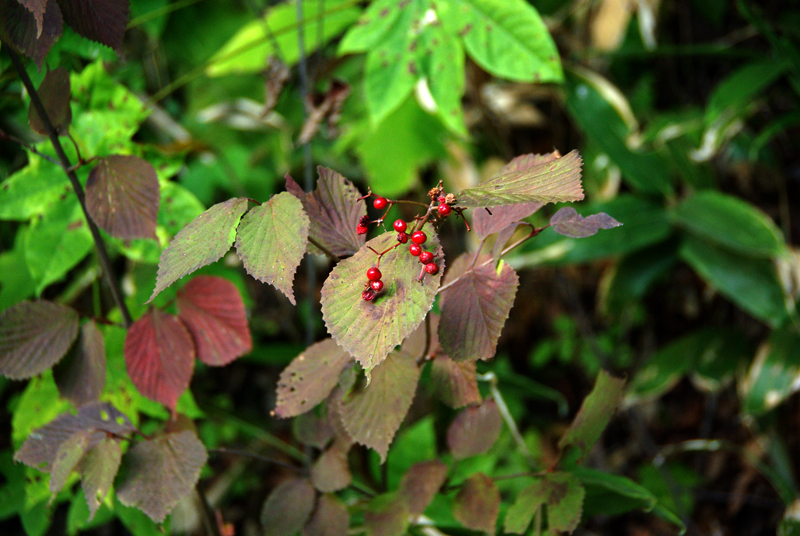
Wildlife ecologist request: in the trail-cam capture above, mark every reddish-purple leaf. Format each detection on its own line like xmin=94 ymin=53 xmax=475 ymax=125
xmin=364 ymin=493 xmax=409 ymax=536
xmin=336 ymin=352 xmax=420 ymax=462
xmin=17 ymin=0 xmax=47 ymax=35
xmin=292 ymin=409 xmax=335 ymax=449
xmin=28 ymin=66 xmax=71 ymax=135
xmin=453 ymin=473 xmax=500 ymax=534
xmin=124 ymin=309 xmax=195 ymax=413
xmin=447 ymin=399 xmax=503 ymax=459
xmin=79 ymin=436 xmax=122 ymax=520
xmin=260 ymin=478 xmax=316 ymax=536
xmin=55 ymin=0 xmax=129 ymax=53
xmin=491 ymin=222 xmax=520 ymax=264
xmin=0 ymin=0 xmax=62 ymax=68
xmin=150 ymin=197 xmax=249 ymax=302
xmin=431 ymin=356 xmax=481 ymax=409
xmin=116 ymin=429 xmax=208 ymax=523
xmin=85 ymin=155 xmax=159 ymax=240
xmin=311 ymin=437 xmax=351 ymax=492
xmin=275 ymin=338 xmax=354 ymax=418
xmin=302 ymin=493 xmax=349 ymax=536
xmin=439 ymin=254 xmax=519 ymax=361
xmin=398 ymin=460 xmax=448 ymax=516
xmin=176 ymin=276 xmax=252 ymax=366
xmin=472 ymin=203 xmax=541 ymax=239
xmin=286 ymin=167 xmax=366 ymax=257
xmin=550 ymin=207 xmax=622 ymax=238
xmin=54 ymin=320 xmax=105 ymax=406
xmin=49 ymin=429 xmax=91 ymax=497
xmin=0 ymin=300 xmax=78 ymax=380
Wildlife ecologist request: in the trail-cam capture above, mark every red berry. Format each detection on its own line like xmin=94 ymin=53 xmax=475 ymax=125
xmin=370 ymin=280 xmax=384 ymax=292
xmin=367 ymin=267 xmax=382 ymax=281
xmin=393 ymin=219 xmax=407 ymax=232
xmin=362 ymin=288 xmax=376 ymax=301
xmin=425 ymin=263 xmax=439 ymax=275
xmin=409 ymin=243 xmax=422 ymax=256
xmin=437 ymin=204 xmax=452 ymax=217
xmin=356 ymin=224 xmax=368 ymax=235
xmin=397 ymin=232 xmax=409 ymax=243
xmin=419 ymin=251 xmax=434 ymax=264
xmin=373 ymin=197 xmax=388 ymax=210
xmin=411 ymin=231 xmax=427 ymax=244
xmin=438 ymin=195 xmax=446 ymax=204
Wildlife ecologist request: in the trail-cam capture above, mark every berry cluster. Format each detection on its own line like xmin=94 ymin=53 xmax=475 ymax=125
xmin=403 ymin=225 xmax=439 ymax=277
xmin=362 ymin=266 xmax=383 ymax=301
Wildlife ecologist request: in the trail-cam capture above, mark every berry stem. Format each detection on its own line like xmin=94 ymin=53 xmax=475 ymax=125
xmin=391 ymin=199 xmax=431 ymax=209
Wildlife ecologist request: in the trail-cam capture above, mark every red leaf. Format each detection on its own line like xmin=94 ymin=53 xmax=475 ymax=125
xmin=447 ymin=399 xmax=503 ymax=459
xmin=0 ymin=0 xmax=62 ymax=68
xmin=302 ymin=494 xmax=349 ymax=536
xmin=55 ymin=0 xmax=129 ymax=53
xmin=260 ymin=478 xmax=317 ymax=536
xmin=472 ymin=202 xmax=541 ymax=240
xmin=54 ymin=320 xmax=106 ymax=406
xmin=431 ymin=355 xmax=481 ymax=409
xmin=0 ymin=300 xmax=78 ymax=380
xmin=176 ymin=276 xmax=252 ymax=366
xmin=124 ymin=309 xmax=195 ymax=413
xmin=85 ymin=155 xmax=160 ymax=240
xmin=28 ymin=66 xmax=71 ymax=135
xmin=398 ymin=460 xmax=448 ymax=516
xmin=453 ymin=473 xmax=500 ymax=534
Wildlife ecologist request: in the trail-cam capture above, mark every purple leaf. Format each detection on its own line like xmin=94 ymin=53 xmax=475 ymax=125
xmin=398 ymin=460 xmax=448 ymax=516
xmin=0 ymin=0 xmax=62 ymax=68
xmin=550 ymin=207 xmax=622 ymax=238
xmin=447 ymin=399 xmax=503 ymax=459
xmin=79 ymin=436 xmax=122 ymax=520
xmin=302 ymin=493 xmax=349 ymax=536
xmin=17 ymin=0 xmax=47 ymax=35
xmin=0 ymin=300 xmax=78 ymax=380
xmin=364 ymin=493 xmax=409 ymax=536
xmin=260 ymin=478 xmax=316 ymax=536
xmin=292 ymin=409 xmax=335 ymax=449
xmin=54 ymin=320 xmax=105 ymax=406
xmin=431 ymin=355 xmax=481 ymax=409
xmin=55 ymin=0 xmax=129 ymax=53
xmin=453 ymin=473 xmax=500 ymax=534
xmin=49 ymin=429 xmax=91 ymax=497
xmin=472 ymin=203 xmax=541 ymax=239
xmin=311 ymin=438 xmax=351 ymax=493
xmin=28 ymin=66 xmax=71 ymax=135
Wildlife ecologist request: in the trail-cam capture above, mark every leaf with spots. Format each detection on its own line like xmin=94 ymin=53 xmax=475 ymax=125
xmin=457 ymin=150 xmax=584 ymax=207
xmin=302 ymin=494 xmax=350 ymax=536
xmin=0 ymin=0 xmax=62 ymax=68
xmin=260 ymin=478 xmax=316 ymax=536
xmin=447 ymin=399 xmax=503 ymax=459
xmin=431 ymin=355 xmax=481 ymax=408
xmin=398 ymin=460 xmax=448 ymax=516
xmin=85 ymin=155 xmax=160 ymax=240
xmin=28 ymin=66 xmax=71 ymax=135
xmin=453 ymin=473 xmax=500 ymax=534
xmin=56 ymin=0 xmax=130 ymax=53
xmin=364 ymin=493 xmax=409 ymax=536
xmin=124 ymin=309 xmax=195 ymax=413
xmin=550 ymin=207 xmax=622 ymax=238
xmin=0 ymin=300 xmax=78 ymax=380
xmin=116 ymin=429 xmax=208 ymax=523
xmin=321 ymin=224 xmax=443 ymax=373
xmin=504 ymin=472 xmax=585 ymax=534
xmin=336 ymin=352 xmax=420 ymax=462
xmin=438 ymin=253 xmax=518 ymax=361
xmin=311 ymin=437 xmax=351 ymax=492
xmin=235 ymin=192 xmax=310 ymax=305
xmin=176 ymin=276 xmax=252 ymax=366
xmin=54 ymin=320 xmax=105 ymax=406
xmin=149 ymin=197 xmax=249 ymax=302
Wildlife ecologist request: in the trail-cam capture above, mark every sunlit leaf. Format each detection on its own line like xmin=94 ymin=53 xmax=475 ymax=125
xmin=235 ymin=192 xmax=309 ymax=305
xmin=431 ymin=355 xmax=481 ymax=408
xmin=260 ymin=478 xmax=316 ymax=536
xmin=56 ymin=0 xmax=130 ymax=53
xmin=0 ymin=0 xmax=62 ymax=68
xmin=54 ymin=320 xmax=105 ymax=406
xmin=29 ymin=66 xmax=71 ymax=135
xmin=302 ymin=493 xmax=349 ymax=536
xmin=311 ymin=438 xmax=351 ymax=493
xmin=550 ymin=207 xmax=622 ymax=238
xmin=0 ymin=300 xmax=78 ymax=380
xmin=79 ymin=436 xmax=121 ymax=521
xmin=364 ymin=493 xmax=409 ymax=536
xmin=559 ymin=370 xmax=625 ymax=459
xmin=453 ymin=473 xmax=499 ymax=534
xmin=398 ymin=460 xmax=448 ymax=516
xmin=116 ymin=429 xmax=207 ymax=523
xmin=473 ymin=202 xmax=541 ymax=240
xmin=176 ymin=276 xmax=252 ymax=366
xmin=447 ymin=399 xmax=502 ymax=459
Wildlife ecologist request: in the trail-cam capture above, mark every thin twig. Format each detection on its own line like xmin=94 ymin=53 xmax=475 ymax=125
xmin=195 ymin=486 xmax=223 ymax=536
xmin=0 ymin=129 xmax=60 ymax=165
xmin=208 ymin=447 xmax=305 ymax=473
xmin=477 ymin=372 xmax=535 ymax=464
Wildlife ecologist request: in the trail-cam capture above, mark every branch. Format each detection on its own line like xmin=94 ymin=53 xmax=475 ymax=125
xmin=7 ymin=47 xmax=133 ymax=328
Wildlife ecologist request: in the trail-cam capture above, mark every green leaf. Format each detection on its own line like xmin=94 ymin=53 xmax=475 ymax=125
xmin=670 ymin=191 xmax=785 ymax=258
xmin=321 ymin=223 xmax=442 ymax=372
xmin=453 ymin=472 xmax=500 ymax=534
xmin=387 ymin=416 xmax=436 ymax=489
xmin=572 ymin=466 xmax=657 ymax=517
xmin=338 ymin=0 xmax=403 ymax=53
xmin=11 ymin=371 xmax=72 ymax=448
xmin=0 ymin=229 xmax=36 ymax=310
xmin=235 ymin=192 xmax=309 ymax=305
xmin=504 ymin=478 xmax=546 ymax=534
xmin=705 ymin=59 xmax=787 ymax=125
xmin=149 ymin=197 xmax=249 ymax=302
xmin=558 ymin=370 xmax=625 ymax=459
xmin=504 ymin=472 xmax=584 ymax=534
xmin=740 ymin=326 xmax=800 ymax=415
xmin=419 ymin=20 xmax=467 ymax=135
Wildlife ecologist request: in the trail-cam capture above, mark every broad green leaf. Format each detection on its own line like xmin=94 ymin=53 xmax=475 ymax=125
xmin=680 ymin=235 xmax=787 ymax=326
xmin=572 ymin=466 xmax=657 ymax=517
xmin=54 ymin=320 xmax=106 ymax=407
xmin=546 ymin=472 xmax=585 ymax=533
xmin=149 ymin=197 xmax=249 ymax=302
xmin=601 ymin=241 xmax=678 ymax=315
xmin=671 ymin=191 xmax=785 ymax=258
xmin=504 ymin=478 xmax=546 ymax=534
xmin=453 ymin=473 xmax=499 ymax=534
xmin=311 ymin=438 xmax=351 ymax=492
xmin=431 ymin=355 xmax=481 ymax=408
xmin=303 ymin=493 xmax=350 ymax=536
xmin=740 ymin=327 xmax=800 ymax=415
xmin=338 ymin=0 xmax=403 ymax=53
xmin=447 ymin=399 xmax=503 ymax=459
xmin=234 ymin=192 xmax=309 ymax=305
xmin=419 ymin=19 xmax=467 ymax=135
xmin=0 ymin=229 xmax=36 ymax=309
xmin=79 ymin=436 xmax=122 ymax=521
xmin=260 ymin=478 xmax=316 ymax=536
xmin=457 ymin=150 xmax=584 ymax=207
xmin=386 ymin=416 xmax=436 ymax=490
xmin=438 ymin=0 xmax=562 ymax=82
xmin=559 ymin=370 xmax=625 ymax=459
xmin=321 ymin=224 xmax=443 ymax=372
xmin=398 ymin=460 xmax=448 ymax=516
xmin=29 ymin=66 xmax=72 ymax=135
xmin=705 ymin=59 xmax=787 ymax=125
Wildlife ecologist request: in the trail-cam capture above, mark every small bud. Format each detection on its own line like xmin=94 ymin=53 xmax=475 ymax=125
xmin=445 ymin=193 xmax=457 ymax=205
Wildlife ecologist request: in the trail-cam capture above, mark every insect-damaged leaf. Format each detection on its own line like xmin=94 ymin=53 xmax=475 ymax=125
xmin=439 ymin=254 xmax=519 ymax=361
xmin=235 ymin=192 xmax=309 ymax=305
xmin=260 ymin=478 xmax=316 ymax=536
xmin=79 ymin=436 xmax=122 ymax=520
xmin=504 ymin=472 xmax=585 ymax=534
xmin=0 ymin=0 xmax=63 ymax=68
xmin=302 ymin=493 xmax=349 ymax=536
xmin=311 ymin=437 xmax=351 ymax=492
xmin=54 ymin=320 xmax=105 ymax=406
xmin=472 ymin=202 xmax=542 ymax=239
xmin=85 ymin=155 xmax=160 ymax=240
xmin=398 ymin=460 xmax=448 ymax=516
xmin=364 ymin=493 xmax=409 ymax=536
xmin=321 ymin=224 xmax=443 ymax=373
xmin=0 ymin=300 xmax=78 ymax=380
xmin=457 ymin=150 xmax=583 ymax=207
xmin=275 ymin=338 xmax=353 ymax=418
xmin=453 ymin=473 xmax=500 ymax=534
xmin=176 ymin=276 xmax=252 ymax=366
xmin=286 ymin=167 xmax=366 ymax=257
xmin=447 ymin=399 xmax=503 ymax=459
xmin=550 ymin=207 xmax=622 ymax=238
xmin=559 ymin=370 xmax=625 ymax=459
xmin=124 ymin=309 xmax=195 ymax=413
xmin=149 ymin=197 xmax=249 ymax=302
xmin=56 ymin=0 xmax=130 ymax=53
xmin=431 ymin=355 xmax=481 ymax=409
xmin=28 ymin=66 xmax=71 ymax=135
xmin=336 ymin=352 xmax=420 ymax=462
xmin=116 ymin=429 xmax=207 ymax=523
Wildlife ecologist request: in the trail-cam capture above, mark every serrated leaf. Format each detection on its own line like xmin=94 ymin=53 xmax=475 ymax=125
xmin=0 ymin=300 xmax=78 ymax=380
xmin=321 ymin=224 xmax=443 ymax=372
xmin=559 ymin=370 xmax=625 ymax=459
xmin=260 ymin=478 xmax=316 ymax=536
xmin=336 ymin=352 xmax=420 ymax=462
xmin=55 ymin=0 xmax=130 ymax=53
xmin=85 ymin=155 xmax=159 ymax=240
xmin=0 ymin=0 xmax=62 ymax=68
xmin=149 ymin=197 xmax=249 ymax=302
xmin=286 ymin=168 xmax=366 ymax=257
xmin=311 ymin=438 xmax=351 ymax=493
xmin=504 ymin=478 xmax=546 ymax=534
xmin=29 ymin=66 xmax=71 ymax=135
xmin=235 ymin=192 xmax=309 ymax=305
xmin=546 ymin=472 xmax=585 ymax=533
xmin=124 ymin=309 xmax=195 ymax=413
xmin=453 ymin=473 xmax=499 ymax=534
xmin=17 ymin=0 xmax=47 ymax=34
xmin=439 ymin=253 xmax=518 ymax=361
xmin=49 ymin=430 xmax=91 ymax=498
xmin=447 ymin=399 xmax=502 ymax=459
xmin=472 ymin=202 xmax=542 ymax=239
xmin=550 ymin=207 xmax=622 ymax=238
xmin=116 ymin=429 xmax=207 ymax=523
xmin=431 ymin=355 xmax=481 ymax=408
xmin=398 ymin=460 xmax=448 ymax=516
xmin=176 ymin=276 xmax=252 ymax=366
xmin=54 ymin=320 xmax=105 ymax=406
xmin=79 ymin=436 xmax=121 ymax=521
xmin=302 ymin=493 xmax=349 ymax=536
xmin=275 ymin=338 xmax=354 ymax=418
xmin=364 ymin=493 xmax=409 ymax=536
